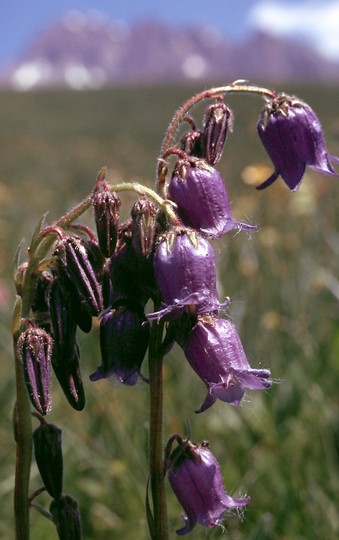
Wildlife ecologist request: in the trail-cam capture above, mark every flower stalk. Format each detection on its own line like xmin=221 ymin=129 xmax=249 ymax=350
xmin=148 ymin=316 xmax=169 ymax=540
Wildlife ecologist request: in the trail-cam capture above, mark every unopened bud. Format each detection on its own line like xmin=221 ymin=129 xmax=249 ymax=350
xmin=33 ymin=422 xmax=63 ymax=499
xmin=17 ymin=326 xmax=52 ymax=415
xmin=50 ymin=495 xmax=82 ymax=540
xmin=203 ymin=102 xmax=232 ymax=165
xmin=52 ymin=344 xmax=85 ymax=411
xmin=131 ymin=196 xmax=158 ymax=257
xmin=93 ymin=188 xmax=121 ymax=258
xmin=53 ymin=236 xmax=103 ymax=316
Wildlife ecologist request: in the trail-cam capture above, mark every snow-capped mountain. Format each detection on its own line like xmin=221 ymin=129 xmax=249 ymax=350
xmin=1 ymin=11 xmax=338 ymax=91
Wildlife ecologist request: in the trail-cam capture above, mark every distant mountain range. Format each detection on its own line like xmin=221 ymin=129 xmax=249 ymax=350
xmin=1 ymin=11 xmax=339 ymax=90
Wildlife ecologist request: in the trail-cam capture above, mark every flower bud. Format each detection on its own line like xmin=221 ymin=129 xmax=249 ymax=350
xmin=168 ymin=163 xmax=255 ymax=238
xmin=17 ymin=326 xmax=52 ymax=415
xmin=92 ymin=188 xmax=121 ymax=258
xmin=90 ymin=304 xmax=149 ymax=385
xmin=53 ymin=236 xmax=103 ymax=316
xmin=52 ymin=343 xmax=85 ymax=411
xmin=49 ymin=277 xmax=78 ymax=360
xmin=167 ymin=437 xmax=250 ymax=535
xmin=131 ymin=196 xmax=158 ymax=258
xmin=50 ymin=495 xmax=82 ymax=540
xmin=33 ymin=422 xmax=63 ymax=499
xmin=202 ymin=102 xmax=232 ymax=165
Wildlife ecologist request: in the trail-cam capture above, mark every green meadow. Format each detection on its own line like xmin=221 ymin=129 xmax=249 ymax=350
xmin=0 ymin=83 xmax=338 ymax=539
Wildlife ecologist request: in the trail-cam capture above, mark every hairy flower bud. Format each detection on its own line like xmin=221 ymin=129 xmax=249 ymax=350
xmin=148 ymin=229 xmax=227 ymax=321
xmin=167 ymin=437 xmax=250 ymax=535
xmin=50 ymin=495 xmax=82 ymax=540
xmin=168 ymin=163 xmax=255 ymax=238
xmin=33 ymin=422 xmax=63 ymax=499
xmin=183 ymin=317 xmax=272 ymax=412
xmin=257 ymin=94 xmax=339 ymax=191
xmin=93 ymin=188 xmax=121 ymax=258
xmin=202 ymin=102 xmax=232 ymax=165
xmin=131 ymin=196 xmax=158 ymax=258
xmin=17 ymin=326 xmax=52 ymax=415
xmin=53 ymin=236 xmax=103 ymax=316
xmin=90 ymin=304 xmax=149 ymax=385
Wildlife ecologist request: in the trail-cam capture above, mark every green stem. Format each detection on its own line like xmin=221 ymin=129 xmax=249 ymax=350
xmin=148 ymin=318 xmax=169 ymax=540
xmin=13 ymin=334 xmax=32 ymax=540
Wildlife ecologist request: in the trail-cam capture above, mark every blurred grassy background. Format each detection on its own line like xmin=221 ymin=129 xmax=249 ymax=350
xmin=0 ymin=83 xmax=338 ymax=539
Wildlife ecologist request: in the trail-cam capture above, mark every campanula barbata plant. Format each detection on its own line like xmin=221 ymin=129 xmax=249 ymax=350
xmin=11 ymin=82 xmax=338 ymax=539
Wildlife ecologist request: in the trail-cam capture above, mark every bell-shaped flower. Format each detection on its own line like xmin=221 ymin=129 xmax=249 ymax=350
xmin=167 ymin=437 xmax=250 ymax=535
xmin=257 ymin=94 xmax=339 ymax=191
xmin=183 ymin=316 xmax=272 ymax=412
xmin=168 ymin=163 xmax=255 ymax=237
xmin=148 ymin=229 xmax=228 ymax=321
xmin=90 ymin=304 xmax=149 ymax=385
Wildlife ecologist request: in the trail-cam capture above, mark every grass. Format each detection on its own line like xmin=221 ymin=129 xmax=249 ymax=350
xmin=0 ymin=82 xmax=338 ymax=539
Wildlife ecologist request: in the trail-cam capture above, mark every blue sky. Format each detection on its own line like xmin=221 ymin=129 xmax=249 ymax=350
xmin=1 ymin=0 xmax=339 ymax=69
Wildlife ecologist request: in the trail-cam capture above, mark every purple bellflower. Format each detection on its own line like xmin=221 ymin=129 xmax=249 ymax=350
xmin=148 ymin=229 xmax=228 ymax=321
xmin=168 ymin=163 xmax=255 ymax=238
xmin=183 ymin=316 xmax=272 ymax=412
xmin=167 ymin=437 xmax=250 ymax=535
xmin=257 ymin=94 xmax=339 ymax=191
xmin=90 ymin=304 xmax=149 ymax=385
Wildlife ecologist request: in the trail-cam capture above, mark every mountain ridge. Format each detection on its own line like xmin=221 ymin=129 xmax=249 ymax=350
xmin=1 ymin=11 xmax=338 ymax=90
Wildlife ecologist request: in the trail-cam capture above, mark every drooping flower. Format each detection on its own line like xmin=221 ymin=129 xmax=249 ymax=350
xmin=166 ymin=437 xmax=250 ymax=535
xmin=257 ymin=94 xmax=339 ymax=191
xmin=17 ymin=325 xmax=53 ymax=415
xmin=168 ymin=163 xmax=255 ymax=238
xmin=33 ymin=422 xmax=63 ymax=499
xmin=148 ymin=229 xmax=228 ymax=321
xmin=182 ymin=316 xmax=272 ymax=412
xmin=90 ymin=304 xmax=149 ymax=385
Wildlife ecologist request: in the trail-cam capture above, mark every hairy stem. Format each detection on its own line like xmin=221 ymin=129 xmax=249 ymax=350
xmin=13 ymin=335 xmax=32 ymax=540
xmin=148 ymin=318 xmax=169 ymax=540
xmin=157 ymin=83 xmax=276 ymax=196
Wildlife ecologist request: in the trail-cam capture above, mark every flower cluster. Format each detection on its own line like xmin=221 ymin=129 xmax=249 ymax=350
xmin=13 ymin=84 xmax=338 ymax=538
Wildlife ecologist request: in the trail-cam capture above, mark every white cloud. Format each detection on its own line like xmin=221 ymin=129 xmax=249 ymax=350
xmin=248 ymin=1 xmax=339 ymax=60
